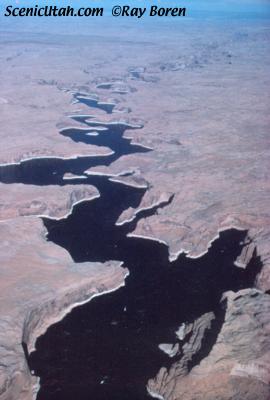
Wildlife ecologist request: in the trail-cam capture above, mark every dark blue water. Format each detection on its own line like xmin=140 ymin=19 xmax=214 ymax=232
xmin=28 ymin=223 xmax=261 ymax=400
xmin=19 ymin=138 xmax=260 ymax=400
xmin=0 ymin=96 xmax=262 ymax=400
xmin=60 ymin=123 xmax=150 ymax=158
xmin=0 ymin=121 xmax=149 ymax=187
xmin=73 ymin=93 xmax=116 ymax=114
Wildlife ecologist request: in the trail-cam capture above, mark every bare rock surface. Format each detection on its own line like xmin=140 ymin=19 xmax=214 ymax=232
xmin=148 ymin=289 xmax=270 ymax=400
xmin=0 ymin=217 xmax=126 ymax=400
xmin=0 ymin=183 xmax=99 ymax=220
xmin=0 ymin=16 xmax=269 ymax=400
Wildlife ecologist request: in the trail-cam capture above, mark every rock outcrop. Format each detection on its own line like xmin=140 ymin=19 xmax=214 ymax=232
xmin=148 ymin=289 xmax=270 ymax=400
xmin=0 ymin=17 xmax=269 ymax=400
xmin=0 ymin=218 xmax=126 ymax=400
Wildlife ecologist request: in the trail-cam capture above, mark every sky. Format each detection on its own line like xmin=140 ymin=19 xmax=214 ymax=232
xmin=1 ymin=0 xmax=270 ymax=34
xmin=2 ymin=0 xmax=270 ymax=16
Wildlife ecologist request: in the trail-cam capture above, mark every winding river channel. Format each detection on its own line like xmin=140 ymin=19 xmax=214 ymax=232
xmin=0 ymin=94 xmax=262 ymax=400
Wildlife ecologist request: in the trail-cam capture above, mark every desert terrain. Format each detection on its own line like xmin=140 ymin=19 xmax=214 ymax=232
xmin=0 ymin=9 xmax=270 ymax=400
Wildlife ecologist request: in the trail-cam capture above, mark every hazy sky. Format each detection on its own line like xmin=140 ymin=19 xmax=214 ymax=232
xmin=1 ymin=0 xmax=270 ymax=34
xmin=2 ymin=0 xmax=270 ymax=16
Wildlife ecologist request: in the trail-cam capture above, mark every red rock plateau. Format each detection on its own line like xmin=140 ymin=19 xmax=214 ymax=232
xmin=0 ymin=13 xmax=270 ymax=400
